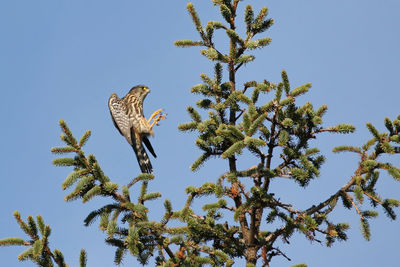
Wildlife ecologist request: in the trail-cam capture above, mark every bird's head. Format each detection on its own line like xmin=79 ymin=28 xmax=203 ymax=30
xmin=129 ymin=85 xmax=150 ymax=100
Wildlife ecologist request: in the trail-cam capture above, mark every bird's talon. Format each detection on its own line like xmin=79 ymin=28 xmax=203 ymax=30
xmin=148 ymin=109 xmax=164 ymax=124
xmin=149 ymin=110 xmax=167 ymax=128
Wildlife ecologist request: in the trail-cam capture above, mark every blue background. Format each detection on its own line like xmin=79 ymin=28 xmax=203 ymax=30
xmin=1 ymin=0 xmax=399 ymax=266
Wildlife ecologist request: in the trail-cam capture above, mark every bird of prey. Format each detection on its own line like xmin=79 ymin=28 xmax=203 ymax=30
xmin=108 ymin=85 xmax=166 ymax=173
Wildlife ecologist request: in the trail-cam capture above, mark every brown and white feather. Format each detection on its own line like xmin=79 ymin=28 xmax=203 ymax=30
xmin=108 ymin=85 xmax=156 ymax=173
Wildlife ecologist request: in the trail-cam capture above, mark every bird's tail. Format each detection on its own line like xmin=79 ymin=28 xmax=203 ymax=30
xmin=132 ymin=142 xmax=153 ymax=173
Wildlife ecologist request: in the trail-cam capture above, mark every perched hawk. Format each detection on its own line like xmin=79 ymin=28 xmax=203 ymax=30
xmin=108 ymin=85 xmax=165 ymax=173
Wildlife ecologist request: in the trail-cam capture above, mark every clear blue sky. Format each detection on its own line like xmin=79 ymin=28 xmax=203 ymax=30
xmin=1 ymin=0 xmax=399 ymax=266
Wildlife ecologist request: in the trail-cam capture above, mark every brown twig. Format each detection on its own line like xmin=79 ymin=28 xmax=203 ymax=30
xmin=350 ymin=198 xmax=364 ymax=220
xmin=364 ymin=191 xmax=383 ymax=205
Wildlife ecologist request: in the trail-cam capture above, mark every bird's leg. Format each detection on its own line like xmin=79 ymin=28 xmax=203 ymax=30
xmin=148 ymin=109 xmax=167 ymax=128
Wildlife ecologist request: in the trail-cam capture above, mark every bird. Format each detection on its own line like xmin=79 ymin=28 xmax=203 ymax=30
xmin=108 ymin=85 xmax=166 ymax=173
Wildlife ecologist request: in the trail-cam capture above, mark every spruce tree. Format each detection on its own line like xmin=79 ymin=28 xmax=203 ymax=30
xmin=1 ymin=1 xmax=400 ymax=266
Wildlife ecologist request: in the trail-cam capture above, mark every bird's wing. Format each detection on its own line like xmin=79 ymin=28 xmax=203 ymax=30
xmin=108 ymin=95 xmax=132 ymax=144
xmin=142 ymin=135 xmax=157 ymax=158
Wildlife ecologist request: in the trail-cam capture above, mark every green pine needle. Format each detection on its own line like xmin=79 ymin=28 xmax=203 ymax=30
xmin=251 ymin=87 xmax=260 ymax=103
xmin=362 ymin=159 xmax=378 ymax=170
xmin=200 ymin=47 xmax=219 ymax=61
xmin=384 ymin=117 xmax=394 ymax=134
xmin=164 ymin=199 xmax=172 ymax=213
xmin=32 ymin=240 xmax=43 ymax=259
xmin=316 ymin=104 xmax=328 ymax=117
xmin=362 ymin=137 xmax=377 ymax=151
xmin=187 ymin=106 xmax=202 ymax=123
xmin=361 ymin=210 xmax=378 ymax=218
xmin=36 ymin=215 xmax=45 ymax=235
xmin=282 ymin=118 xmax=294 ymax=127
xmin=82 ymin=186 xmax=101 ymax=203
xmin=254 ymin=6 xmax=268 ymax=27
xmin=62 ymin=170 xmax=87 ymax=190
xmin=51 ymin=146 xmax=77 ymax=154
xmin=107 ymin=221 xmax=117 ymax=237
xmin=227 ymin=124 xmax=245 ymax=139
xmin=191 ymin=153 xmax=211 ymax=171
xmin=13 ymin=211 xmax=31 ymax=236
xmin=332 ymin=124 xmax=356 ymax=134
xmin=366 ymin=122 xmax=380 ymax=139
xmin=244 ymin=5 xmax=254 ymax=33
xmin=253 ymin=18 xmax=274 ymax=34
xmin=187 ymin=3 xmax=204 ymax=38
xmin=237 ymin=92 xmax=252 ymax=105
xmin=290 ymin=83 xmax=311 ymax=97
xmin=222 ymin=141 xmax=246 ymax=159
xmin=174 ymin=40 xmax=204 ymax=47
xmin=353 ymin=186 xmax=364 ymax=204
xmin=202 ymin=199 xmax=226 ymax=211
xmin=275 ymin=83 xmax=283 ymax=101
xmin=236 ymin=55 xmax=255 ymax=64
xmin=332 ymin=145 xmax=361 ymax=154
xmin=279 ymin=96 xmax=295 ymax=106
xmin=79 ymin=130 xmax=91 ymax=147
xmin=244 ymin=137 xmax=267 ymax=147
xmin=122 ymin=186 xmax=130 ymax=200
xmin=220 ymin=4 xmax=232 ymax=23
xmin=360 ymin=218 xmax=371 ymax=241
xmin=75 ymin=176 xmax=94 ymax=194
xmin=200 ymin=73 xmax=213 ymax=86
xmin=382 ymin=199 xmax=399 ymax=220
xmin=246 ymin=38 xmax=272 ymax=50
xmin=196 ymin=99 xmax=213 ymax=109
xmin=17 ymin=247 xmax=33 ymax=261
xmin=380 ymin=142 xmax=395 ymax=154
xmin=214 ymin=63 xmax=223 ymax=84
xmin=248 ymin=113 xmax=267 ymax=136
xmin=281 ymin=70 xmax=290 ymax=94
xmin=80 ymin=249 xmax=87 ymax=267
xmin=52 ymin=158 xmax=76 ymax=167
xmin=248 ymin=104 xmax=257 ymax=119
xmin=103 ymin=182 xmax=118 ymax=194
xmin=214 ymin=249 xmax=229 ymax=261
xmin=385 ymin=164 xmax=400 ymax=180
xmin=393 ymin=119 xmax=400 ymax=132
xmin=226 ymin=29 xmax=243 ymax=45
xmin=191 ymin=84 xmax=209 ymax=95
xmin=312 ymin=116 xmax=322 ymax=125
xmin=278 ymin=130 xmax=289 ymax=146
xmin=243 ymin=113 xmax=251 ymax=135
xmin=0 ymin=237 xmax=27 ymax=246
xmin=390 ymin=135 xmax=400 ymax=143
xmin=178 ymin=121 xmax=198 ymax=132
xmin=92 ymin=163 xmax=109 ymax=183
xmin=113 ymin=247 xmax=125 ymax=265
xmin=27 ymin=216 xmax=38 ymax=237
xmin=59 ymin=120 xmax=78 ymax=147
xmin=143 ymin=192 xmax=162 ymax=202
xmin=261 ymin=100 xmax=274 ymax=112
xmin=340 ymin=192 xmax=353 ymax=209
xmin=256 ymin=82 xmax=270 ymax=92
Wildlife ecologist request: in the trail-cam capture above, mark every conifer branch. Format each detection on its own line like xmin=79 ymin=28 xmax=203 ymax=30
xmin=364 ymin=191 xmax=383 ymax=205
xmin=305 ymin=176 xmax=357 ymax=215
xmin=264 ymin=107 xmax=279 ymax=191
xmin=350 ymin=197 xmax=364 ymax=220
